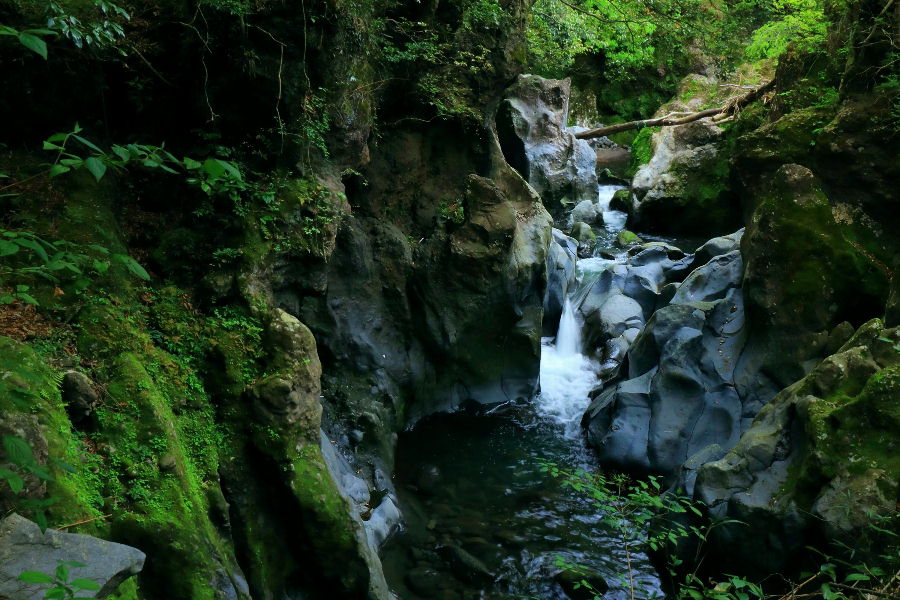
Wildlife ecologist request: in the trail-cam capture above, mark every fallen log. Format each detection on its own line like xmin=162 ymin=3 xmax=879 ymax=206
xmin=574 ymin=79 xmax=775 ymax=140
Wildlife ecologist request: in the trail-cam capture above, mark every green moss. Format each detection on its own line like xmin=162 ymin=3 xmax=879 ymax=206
xmin=64 ymin=287 xmax=249 ymax=597
xmin=750 ymin=170 xmax=889 ymax=312
xmin=626 ymin=126 xmax=658 ymax=176
xmin=808 ymin=363 xmax=900 ymax=479
xmin=616 ymin=230 xmax=640 ymax=246
xmin=289 ymin=443 xmax=368 ymax=592
xmin=0 ymin=341 xmax=145 ymax=592
xmin=737 ymin=106 xmax=834 ymax=165
xmin=777 ymin=328 xmax=900 ymax=512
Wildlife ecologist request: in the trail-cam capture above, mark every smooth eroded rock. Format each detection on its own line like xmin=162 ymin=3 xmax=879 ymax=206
xmin=0 ymin=514 xmax=145 ymax=600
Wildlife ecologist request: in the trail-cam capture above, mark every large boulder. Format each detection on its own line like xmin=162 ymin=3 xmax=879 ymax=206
xmin=695 ymin=320 xmax=900 ymax=575
xmin=734 ymin=164 xmax=890 ymax=416
xmin=0 ymin=514 xmax=145 ymax=599
xmin=249 ymin=309 xmax=323 ymax=447
xmin=629 ymin=75 xmax=741 ymax=236
xmin=584 ymin=248 xmax=747 ymax=491
xmin=577 ymin=245 xmax=695 ymax=356
xmin=497 ymin=75 xmax=598 ymax=212
xmin=544 ymin=228 xmax=579 ymax=335
xmin=300 ymin=141 xmax=552 ymax=422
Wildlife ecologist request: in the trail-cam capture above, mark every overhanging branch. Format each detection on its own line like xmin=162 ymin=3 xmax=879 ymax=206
xmin=574 ymin=79 xmax=775 ymax=140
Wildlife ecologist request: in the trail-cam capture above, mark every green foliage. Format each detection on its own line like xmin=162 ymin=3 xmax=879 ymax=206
xmin=377 ymin=11 xmax=493 ymax=120
xmin=18 ymin=561 xmax=100 ymax=599
xmin=0 ymin=24 xmax=56 ymax=59
xmin=542 ymin=464 xmax=704 ymax=598
xmin=0 ymin=434 xmax=60 ymax=531
xmin=545 ymin=462 xmax=900 ymax=600
xmin=0 ymin=230 xmax=148 ymax=306
xmin=628 ymin=127 xmax=658 ymax=174
xmin=1 ymin=1 xmax=129 ymax=59
xmin=437 ymin=199 xmax=465 ymax=225
xmin=528 ymin=0 xmax=662 ymax=77
xmin=296 ymin=88 xmax=331 ymax=162
xmin=462 ymin=0 xmax=508 ymax=30
xmin=46 ymin=0 xmax=129 ymax=54
xmin=0 ymin=434 xmax=53 ymax=495
xmin=199 ymin=0 xmax=258 ymax=17
xmin=40 ymin=127 xmax=336 ymax=256
xmin=745 ymin=0 xmax=826 ymax=60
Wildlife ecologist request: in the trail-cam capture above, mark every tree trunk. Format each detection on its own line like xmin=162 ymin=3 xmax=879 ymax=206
xmin=574 ymin=79 xmax=775 ymax=140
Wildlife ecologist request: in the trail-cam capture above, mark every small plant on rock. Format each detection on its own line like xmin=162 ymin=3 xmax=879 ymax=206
xmin=18 ymin=560 xmax=100 ymax=599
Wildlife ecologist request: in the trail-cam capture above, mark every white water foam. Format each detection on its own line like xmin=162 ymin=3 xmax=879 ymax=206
xmin=536 ymin=299 xmax=600 ymax=438
xmin=598 ymin=183 xmax=628 ymax=232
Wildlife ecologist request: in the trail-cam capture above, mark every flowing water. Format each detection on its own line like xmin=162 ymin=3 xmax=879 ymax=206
xmin=381 ymin=184 xmax=665 ymax=599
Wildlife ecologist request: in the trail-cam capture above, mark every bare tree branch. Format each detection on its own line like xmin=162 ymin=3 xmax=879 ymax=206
xmin=574 ymin=79 xmax=775 ymax=140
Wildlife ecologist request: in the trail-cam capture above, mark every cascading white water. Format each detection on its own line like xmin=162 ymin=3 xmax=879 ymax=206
xmin=598 ymin=184 xmax=629 ymax=232
xmin=555 ymin=298 xmax=581 ymax=357
xmin=535 ymin=183 xmax=629 ymax=439
xmin=536 ymin=289 xmax=600 ymax=438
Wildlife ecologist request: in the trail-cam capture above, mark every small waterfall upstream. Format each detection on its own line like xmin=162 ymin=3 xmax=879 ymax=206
xmin=534 ymin=184 xmax=629 ymax=439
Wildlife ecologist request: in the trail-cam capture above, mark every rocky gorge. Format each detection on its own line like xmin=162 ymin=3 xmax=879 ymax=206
xmin=1 ymin=0 xmax=898 ymax=599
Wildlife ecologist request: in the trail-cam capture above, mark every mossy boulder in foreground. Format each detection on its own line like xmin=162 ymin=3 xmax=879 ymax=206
xmin=696 ymin=319 xmax=900 ymax=575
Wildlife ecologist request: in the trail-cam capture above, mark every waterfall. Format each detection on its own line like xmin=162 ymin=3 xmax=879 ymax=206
xmin=536 ymin=276 xmax=601 ymax=439
xmin=534 ymin=184 xmax=628 ymax=439
xmin=555 ymin=298 xmax=581 ymax=357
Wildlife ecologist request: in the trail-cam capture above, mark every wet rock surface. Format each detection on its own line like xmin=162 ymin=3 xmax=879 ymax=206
xmin=584 ymin=246 xmax=746 ymax=490
xmin=498 ymin=75 xmax=599 ymax=213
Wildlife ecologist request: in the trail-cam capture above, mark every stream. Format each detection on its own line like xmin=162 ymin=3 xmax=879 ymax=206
xmin=381 ymin=186 xmax=669 ymax=599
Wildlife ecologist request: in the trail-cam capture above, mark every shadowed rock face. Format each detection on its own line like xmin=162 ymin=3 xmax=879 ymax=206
xmin=296 ymin=127 xmax=552 ymax=424
xmin=497 ymin=75 xmax=599 ymax=213
xmin=695 ymin=320 xmax=900 ymax=576
xmin=735 ymin=164 xmax=890 ymax=415
xmin=583 ymin=241 xmax=747 ymax=492
xmin=0 ymin=514 xmax=146 ymax=599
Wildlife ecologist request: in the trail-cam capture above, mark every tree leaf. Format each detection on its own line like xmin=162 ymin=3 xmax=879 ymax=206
xmin=50 ymin=457 xmax=78 ymax=474
xmin=14 ymin=238 xmax=49 ymax=262
xmin=110 ymin=145 xmax=131 ymax=162
xmin=0 ymin=468 xmax=24 ymax=494
xmin=84 ymin=156 xmax=107 ymax=182
xmin=16 ymin=292 xmax=39 ymax=306
xmin=34 ymin=509 xmax=48 ymax=533
xmin=114 ymin=255 xmax=150 ymax=281
xmin=73 ymin=134 xmax=103 ymax=153
xmin=55 ymin=563 xmax=69 ymax=583
xmin=17 ymin=571 xmax=55 ymax=584
xmin=201 ymin=158 xmax=226 ymax=179
xmin=3 ymin=434 xmax=34 ymax=465
xmin=49 ymin=164 xmax=71 ymax=177
xmin=0 ymin=240 xmax=18 ymax=256
xmin=71 ymin=578 xmax=101 ymax=591
xmin=18 ymin=32 xmax=47 ymax=59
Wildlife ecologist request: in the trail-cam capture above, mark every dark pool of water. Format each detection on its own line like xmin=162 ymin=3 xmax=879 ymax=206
xmin=380 ymin=402 xmax=661 ymax=599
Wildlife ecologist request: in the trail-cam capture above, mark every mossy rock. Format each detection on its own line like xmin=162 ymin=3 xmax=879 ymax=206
xmin=697 ymin=319 xmax=900 ymax=574
xmin=616 ymin=229 xmax=641 ymax=247
xmin=736 ymin=163 xmax=892 ymax=407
